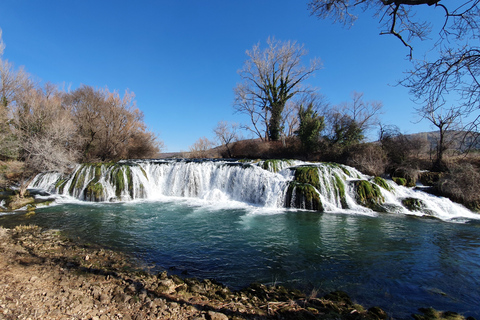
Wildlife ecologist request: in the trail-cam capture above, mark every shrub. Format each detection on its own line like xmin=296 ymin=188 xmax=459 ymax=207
xmin=346 ymin=143 xmax=387 ymax=176
xmin=436 ymin=163 xmax=480 ymax=211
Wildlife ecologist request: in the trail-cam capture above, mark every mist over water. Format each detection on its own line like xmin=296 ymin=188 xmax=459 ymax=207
xmin=2 ymin=159 xmax=480 ymax=318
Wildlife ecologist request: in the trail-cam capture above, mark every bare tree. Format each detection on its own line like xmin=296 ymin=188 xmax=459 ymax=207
xmin=127 ymin=130 xmax=162 ymax=159
xmin=345 ymin=91 xmax=383 ymax=133
xmin=379 ymin=124 xmax=427 ymax=164
xmin=65 ymin=85 xmax=107 ymax=161
xmin=0 ymin=60 xmax=31 ymax=110
xmin=213 ymin=121 xmax=240 ymax=158
xmin=234 ymin=37 xmax=322 ymax=141
xmin=64 ymin=85 xmax=160 ymax=162
xmin=282 ymin=100 xmax=300 ymax=138
xmin=188 ymin=137 xmax=214 ymax=159
xmin=96 ymin=89 xmax=142 ymax=161
xmin=309 ymin=1 xmax=480 ymax=147
xmin=325 ymin=91 xmax=383 ymax=144
xmin=421 ymin=104 xmax=462 ymax=171
xmin=308 ymin=1 xmax=474 ymax=58
xmin=12 ymin=83 xmax=79 ymax=196
xmin=0 ymin=34 xmax=32 ymax=160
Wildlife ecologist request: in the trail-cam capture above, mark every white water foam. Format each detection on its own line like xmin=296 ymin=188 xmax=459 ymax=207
xmin=28 ymin=159 xmax=480 ymax=223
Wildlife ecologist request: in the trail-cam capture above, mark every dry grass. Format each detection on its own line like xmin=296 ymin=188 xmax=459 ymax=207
xmin=0 ymin=160 xmax=24 ymax=188
xmin=346 ymin=143 xmax=387 ymax=177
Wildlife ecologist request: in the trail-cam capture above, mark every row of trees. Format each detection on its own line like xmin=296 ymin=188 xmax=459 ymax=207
xmin=0 ymin=30 xmax=161 ymax=193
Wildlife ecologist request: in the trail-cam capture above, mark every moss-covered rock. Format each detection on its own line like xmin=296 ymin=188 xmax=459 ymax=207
xmin=393 ymin=176 xmax=408 ymax=186
xmin=354 ymin=180 xmax=385 ymax=210
xmin=55 ymin=178 xmax=67 ymax=194
xmin=139 ymin=166 xmax=148 ymax=180
xmin=261 ymin=159 xmax=293 ymax=173
xmin=125 ymin=166 xmax=134 ymax=198
xmin=68 ymin=165 xmax=86 ymax=195
xmin=84 ymin=181 xmax=105 ymax=202
xmin=4 ymin=195 xmax=35 ymax=210
xmin=402 ymin=197 xmax=425 ymax=212
xmin=334 ymin=173 xmax=348 ymax=209
xmin=285 ymin=182 xmax=324 ymax=212
xmin=374 ymin=176 xmax=393 ymax=191
xmin=293 ymin=166 xmax=321 ymax=190
xmin=111 ymin=167 xmax=126 ymax=199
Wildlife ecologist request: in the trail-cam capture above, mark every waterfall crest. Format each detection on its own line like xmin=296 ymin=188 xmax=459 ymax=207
xmin=29 ymin=159 xmax=479 ymax=221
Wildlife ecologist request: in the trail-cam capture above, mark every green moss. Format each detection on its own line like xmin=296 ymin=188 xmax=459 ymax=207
xmin=374 ymin=176 xmax=393 ymax=191
xmin=334 ymin=174 xmax=348 ymax=209
xmin=285 ymin=182 xmax=324 ymax=211
xmin=125 ymin=166 xmax=134 ymax=198
xmin=262 ymin=159 xmax=280 ymax=172
xmin=354 ymin=180 xmax=385 ymax=209
xmin=341 ymin=166 xmax=351 ymax=176
xmin=68 ymin=165 xmax=86 ymax=194
xmin=94 ymin=164 xmax=102 ymax=180
xmin=84 ymin=181 xmax=104 ymax=202
xmin=294 ymin=166 xmax=320 ymax=190
xmin=5 ymin=195 xmax=35 ymax=210
xmin=113 ymin=167 xmax=125 ymax=198
xmin=261 ymin=159 xmax=293 ymax=173
xmin=393 ymin=176 xmax=407 ymax=186
xmin=139 ymin=166 xmax=148 ymax=180
xmin=402 ymin=197 xmax=425 ymax=211
xmin=55 ymin=178 xmax=67 ymax=194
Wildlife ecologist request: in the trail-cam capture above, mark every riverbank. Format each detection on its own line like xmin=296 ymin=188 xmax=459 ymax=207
xmin=0 ymin=225 xmax=472 ymax=320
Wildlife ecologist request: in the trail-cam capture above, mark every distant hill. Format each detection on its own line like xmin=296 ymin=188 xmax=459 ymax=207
xmin=157 ymin=152 xmax=185 ymax=159
xmin=405 ymin=130 xmax=480 ymax=151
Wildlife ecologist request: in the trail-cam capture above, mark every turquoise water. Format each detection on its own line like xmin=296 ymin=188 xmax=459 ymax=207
xmin=1 ymin=200 xmax=480 ymax=318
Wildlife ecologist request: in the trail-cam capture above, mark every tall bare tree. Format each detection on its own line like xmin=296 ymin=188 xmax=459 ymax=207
xmin=234 ymin=37 xmax=322 ymax=141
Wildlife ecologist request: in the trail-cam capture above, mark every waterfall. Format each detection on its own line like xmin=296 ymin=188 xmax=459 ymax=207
xmin=29 ymin=159 xmax=479 ymax=222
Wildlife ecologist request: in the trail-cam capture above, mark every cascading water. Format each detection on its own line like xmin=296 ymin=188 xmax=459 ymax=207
xmin=29 ymin=159 xmax=479 ymax=222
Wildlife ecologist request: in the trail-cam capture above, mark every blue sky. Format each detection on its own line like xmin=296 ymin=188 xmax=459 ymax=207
xmin=0 ymin=1 xmax=443 ymax=152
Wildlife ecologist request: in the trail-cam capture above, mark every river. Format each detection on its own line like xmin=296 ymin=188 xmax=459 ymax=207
xmin=1 ymin=198 xmax=479 ymax=319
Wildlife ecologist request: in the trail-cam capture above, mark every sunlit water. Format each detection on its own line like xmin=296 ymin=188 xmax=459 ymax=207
xmin=1 ymin=199 xmax=480 ymax=319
